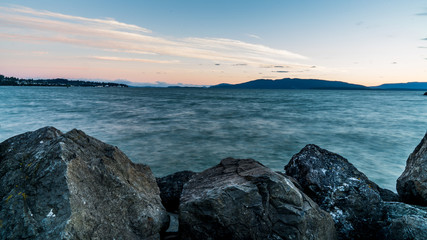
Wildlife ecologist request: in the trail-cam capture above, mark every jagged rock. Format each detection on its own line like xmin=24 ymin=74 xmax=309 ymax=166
xmin=179 ymin=157 xmax=337 ymax=240
xmin=285 ymin=144 xmax=392 ymax=239
xmin=0 ymin=127 xmax=168 ymax=240
xmin=156 ymin=171 xmax=197 ymax=213
xmin=379 ymin=202 xmax=427 ymax=240
xmin=396 ymin=133 xmax=427 ymax=206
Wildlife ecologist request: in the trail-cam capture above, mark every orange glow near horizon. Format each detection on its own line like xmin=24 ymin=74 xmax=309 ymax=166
xmin=1 ymin=3 xmax=426 ymax=87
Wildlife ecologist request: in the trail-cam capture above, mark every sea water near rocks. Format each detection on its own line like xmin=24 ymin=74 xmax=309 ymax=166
xmin=0 ymin=86 xmax=425 ymax=191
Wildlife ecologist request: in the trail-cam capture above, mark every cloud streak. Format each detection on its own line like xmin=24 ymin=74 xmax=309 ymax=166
xmin=0 ymin=5 xmax=308 ymax=66
xmin=0 ymin=5 xmax=151 ymax=33
xmin=247 ymin=34 xmax=262 ymax=40
xmin=90 ymin=56 xmax=179 ymax=64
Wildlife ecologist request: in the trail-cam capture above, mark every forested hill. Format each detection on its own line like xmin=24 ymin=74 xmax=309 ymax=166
xmin=210 ymin=78 xmax=368 ymax=90
xmin=0 ymin=75 xmax=128 ymax=87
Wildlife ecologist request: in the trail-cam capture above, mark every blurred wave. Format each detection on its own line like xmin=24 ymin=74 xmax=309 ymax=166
xmin=0 ymin=86 xmax=426 ymax=191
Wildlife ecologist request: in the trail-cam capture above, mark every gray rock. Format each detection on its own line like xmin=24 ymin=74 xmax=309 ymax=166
xmin=156 ymin=171 xmax=197 ymax=213
xmin=382 ymin=201 xmax=427 ymax=221
xmin=381 ymin=216 xmax=427 ymax=240
xmin=379 ymin=202 xmax=427 ymax=240
xmin=179 ymin=157 xmax=336 ymax=240
xmin=396 ymin=133 xmax=427 ymax=206
xmin=0 ymin=127 xmax=168 ymax=240
xmin=285 ymin=144 xmax=390 ymax=239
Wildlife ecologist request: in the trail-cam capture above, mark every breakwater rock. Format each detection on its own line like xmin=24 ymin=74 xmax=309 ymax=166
xmin=379 ymin=202 xmax=427 ymax=240
xmin=284 ymin=144 xmax=426 ymax=240
xmin=0 ymin=127 xmax=168 ymax=239
xmin=397 ymin=133 xmax=427 ymax=206
xmin=285 ymin=144 xmax=392 ymax=239
xmin=1 ymin=127 xmax=427 ymax=240
xmin=179 ymin=158 xmax=336 ymax=240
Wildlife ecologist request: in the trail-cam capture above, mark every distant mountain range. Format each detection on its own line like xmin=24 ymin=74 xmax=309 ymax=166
xmin=2 ymin=74 xmax=427 ymax=90
xmin=371 ymin=82 xmax=427 ymax=90
xmin=210 ymin=78 xmax=427 ymax=90
xmin=210 ymin=78 xmax=368 ymax=90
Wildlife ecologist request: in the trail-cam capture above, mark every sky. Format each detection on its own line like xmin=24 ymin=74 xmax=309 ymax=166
xmin=0 ymin=0 xmax=426 ymax=86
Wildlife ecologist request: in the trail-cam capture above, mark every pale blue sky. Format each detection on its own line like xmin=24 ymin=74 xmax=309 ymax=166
xmin=1 ymin=0 xmax=426 ymax=85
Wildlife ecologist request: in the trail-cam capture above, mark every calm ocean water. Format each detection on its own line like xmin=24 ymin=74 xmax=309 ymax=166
xmin=0 ymin=86 xmax=426 ymax=191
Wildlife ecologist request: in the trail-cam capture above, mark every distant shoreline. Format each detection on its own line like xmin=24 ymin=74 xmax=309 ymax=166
xmin=2 ymin=74 xmax=427 ymax=90
xmin=0 ymin=75 xmax=128 ymax=88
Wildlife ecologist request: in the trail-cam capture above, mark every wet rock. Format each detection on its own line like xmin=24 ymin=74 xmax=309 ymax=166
xmin=379 ymin=202 xmax=427 ymax=240
xmin=396 ymin=133 xmax=427 ymax=206
xmin=156 ymin=170 xmax=197 ymax=212
xmin=179 ymin=157 xmax=336 ymax=240
xmin=0 ymin=127 xmax=168 ymax=240
xmin=285 ymin=144 xmax=389 ymax=239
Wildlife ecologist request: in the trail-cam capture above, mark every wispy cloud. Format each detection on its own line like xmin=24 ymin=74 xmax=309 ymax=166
xmin=0 ymin=5 xmax=308 ymax=67
xmin=416 ymin=12 xmax=427 ymax=16
xmin=0 ymin=5 xmax=151 ymax=33
xmin=90 ymin=56 xmax=179 ymax=64
xmin=247 ymin=34 xmax=262 ymax=40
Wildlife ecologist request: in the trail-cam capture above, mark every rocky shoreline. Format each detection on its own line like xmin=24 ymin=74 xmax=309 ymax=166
xmin=1 ymin=127 xmax=426 ymax=239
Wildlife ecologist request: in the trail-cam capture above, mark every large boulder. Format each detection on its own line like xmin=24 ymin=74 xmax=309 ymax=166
xmin=379 ymin=202 xmax=427 ymax=240
xmin=179 ymin=157 xmax=336 ymax=240
xmin=156 ymin=171 xmax=197 ymax=213
xmin=285 ymin=144 xmax=393 ymax=239
xmin=396 ymin=133 xmax=427 ymax=206
xmin=0 ymin=127 xmax=168 ymax=239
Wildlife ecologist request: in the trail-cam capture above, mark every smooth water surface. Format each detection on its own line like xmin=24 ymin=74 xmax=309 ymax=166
xmin=1 ymin=86 xmax=426 ymax=191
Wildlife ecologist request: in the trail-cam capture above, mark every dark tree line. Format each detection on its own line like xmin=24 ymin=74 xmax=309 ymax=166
xmin=0 ymin=75 xmax=128 ymax=87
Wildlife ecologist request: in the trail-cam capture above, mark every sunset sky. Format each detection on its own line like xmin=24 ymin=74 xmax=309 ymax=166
xmin=1 ymin=0 xmax=426 ymax=86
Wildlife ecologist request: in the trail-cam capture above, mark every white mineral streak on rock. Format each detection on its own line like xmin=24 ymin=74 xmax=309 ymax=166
xmin=47 ymin=209 xmax=56 ymax=218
